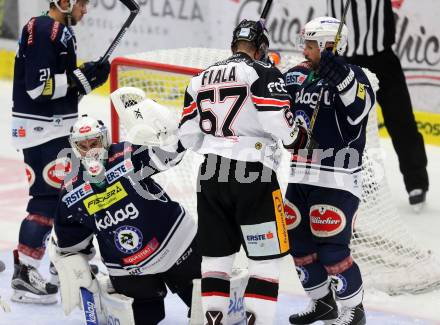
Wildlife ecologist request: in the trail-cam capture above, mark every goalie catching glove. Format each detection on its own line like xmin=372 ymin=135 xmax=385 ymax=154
xmin=48 ymin=238 xmax=98 ymax=316
xmin=110 ymin=87 xmax=179 ymax=147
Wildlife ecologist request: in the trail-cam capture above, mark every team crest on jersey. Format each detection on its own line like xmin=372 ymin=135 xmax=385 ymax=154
xmin=43 ymin=158 xmax=72 ymax=189
xmin=309 ymin=205 xmax=347 ymax=237
xmin=62 ymin=182 xmax=93 ymax=208
xmin=284 ymin=199 xmax=301 ymax=230
xmin=114 ymin=225 xmax=143 ymax=254
xmin=105 ymin=159 xmax=134 ymax=184
xmin=24 ymin=163 xmax=35 ymax=187
xmin=295 ymin=110 xmax=310 ymax=128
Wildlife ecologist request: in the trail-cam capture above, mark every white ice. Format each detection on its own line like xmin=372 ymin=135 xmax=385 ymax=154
xmin=1 ymin=80 xmax=440 ymax=324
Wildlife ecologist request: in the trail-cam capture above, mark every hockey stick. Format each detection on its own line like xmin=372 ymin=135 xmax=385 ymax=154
xmin=80 ymin=287 xmax=99 ymax=325
xmin=307 ymin=0 xmax=352 ymax=145
xmin=259 ymin=0 xmax=273 ymax=26
xmin=98 ymin=0 xmax=140 ymax=65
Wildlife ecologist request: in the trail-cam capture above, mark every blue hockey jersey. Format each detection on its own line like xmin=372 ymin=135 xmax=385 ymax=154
xmin=284 ymin=62 xmax=376 ymax=198
xmin=12 ymin=15 xmax=80 ymax=149
xmin=53 ymin=142 xmax=196 ymax=276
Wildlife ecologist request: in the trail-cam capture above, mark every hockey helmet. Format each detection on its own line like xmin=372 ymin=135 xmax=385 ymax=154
xmin=70 ymin=115 xmax=110 ymax=157
xmin=48 ymin=0 xmax=77 ymax=14
xmin=231 ymin=19 xmax=270 ymax=50
xmin=300 ymin=16 xmax=348 ymax=55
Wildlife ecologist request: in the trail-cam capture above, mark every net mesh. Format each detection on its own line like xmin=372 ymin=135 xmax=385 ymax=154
xmin=111 ymin=48 xmax=440 ymax=295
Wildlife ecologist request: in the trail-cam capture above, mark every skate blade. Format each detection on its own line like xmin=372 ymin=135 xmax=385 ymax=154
xmin=411 ymin=202 xmax=425 ymax=214
xmin=322 ymin=319 xmax=338 ymax=325
xmin=11 ymin=290 xmax=58 ymax=305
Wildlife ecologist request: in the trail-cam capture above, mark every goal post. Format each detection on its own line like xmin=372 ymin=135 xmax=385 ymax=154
xmin=110 ymin=48 xmax=440 ymax=295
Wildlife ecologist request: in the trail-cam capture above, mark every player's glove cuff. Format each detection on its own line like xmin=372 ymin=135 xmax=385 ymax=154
xmin=71 ymin=68 xmax=92 ymax=95
xmin=336 ymin=68 xmax=355 ymax=93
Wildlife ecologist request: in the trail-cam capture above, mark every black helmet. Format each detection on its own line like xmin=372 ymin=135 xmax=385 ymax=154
xmin=231 ymin=19 xmax=269 ymax=50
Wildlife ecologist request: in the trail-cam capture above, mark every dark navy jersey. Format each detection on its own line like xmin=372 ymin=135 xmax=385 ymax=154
xmin=12 ymin=15 xmax=79 ymax=149
xmin=284 ymin=62 xmax=376 ymax=198
xmin=54 ymin=142 xmax=196 ymax=276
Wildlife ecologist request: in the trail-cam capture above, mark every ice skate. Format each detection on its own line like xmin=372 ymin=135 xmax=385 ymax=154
xmin=11 ymin=250 xmax=58 ymax=304
xmin=289 ymin=290 xmax=338 ymax=324
xmin=409 ymin=189 xmax=427 ymax=213
xmin=332 ymin=303 xmax=366 ymax=325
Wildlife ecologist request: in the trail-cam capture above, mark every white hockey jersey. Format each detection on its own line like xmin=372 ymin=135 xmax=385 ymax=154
xmin=178 ymin=52 xmax=296 ymax=170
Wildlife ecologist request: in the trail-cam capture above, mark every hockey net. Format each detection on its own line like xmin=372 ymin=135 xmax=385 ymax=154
xmin=110 ymin=48 xmax=440 ymax=295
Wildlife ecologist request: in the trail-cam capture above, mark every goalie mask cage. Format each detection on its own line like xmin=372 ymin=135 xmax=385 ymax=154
xmin=110 ymin=48 xmax=440 ymax=295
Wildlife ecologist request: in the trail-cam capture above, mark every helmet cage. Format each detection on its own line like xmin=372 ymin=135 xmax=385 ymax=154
xmin=69 ymin=116 xmax=110 ymax=160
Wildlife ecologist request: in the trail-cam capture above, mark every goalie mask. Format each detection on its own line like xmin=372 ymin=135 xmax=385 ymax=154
xmin=69 ymin=115 xmax=110 ymax=176
xmin=299 ymin=16 xmax=348 ymax=55
xmin=231 ymin=19 xmax=270 ymax=60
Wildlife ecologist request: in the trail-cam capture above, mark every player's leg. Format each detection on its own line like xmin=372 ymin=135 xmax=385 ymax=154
xmin=310 ymin=187 xmax=366 ymax=325
xmin=234 ymin=160 xmax=289 ymax=325
xmin=12 ymin=136 xmax=70 ymax=303
xmin=197 ymin=154 xmax=242 ymax=325
xmin=110 ymin=274 xmax=167 ymax=325
xmin=285 ymin=184 xmax=338 ymax=325
xmin=162 ymin=236 xmax=202 ymax=317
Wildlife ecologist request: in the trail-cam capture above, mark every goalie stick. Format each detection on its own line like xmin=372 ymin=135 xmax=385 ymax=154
xmin=98 ymin=0 xmax=140 ymax=65
xmin=307 ymin=0 xmax=352 ymax=146
xmin=80 ymin=287 xmax=99 ymax=325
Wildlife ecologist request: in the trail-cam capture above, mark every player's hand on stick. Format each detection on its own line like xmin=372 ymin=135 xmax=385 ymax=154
xmin=319 ymin=49 xmax=354 ymax=93
xmin=70 ymin=59 xmax=111 ymax=95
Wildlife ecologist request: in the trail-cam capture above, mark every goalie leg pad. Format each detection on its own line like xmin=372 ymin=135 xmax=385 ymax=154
xmin=49 ymin=241 xmax=98 ymax=316
xmin=244 ymin=258 xmax=281 ymax=325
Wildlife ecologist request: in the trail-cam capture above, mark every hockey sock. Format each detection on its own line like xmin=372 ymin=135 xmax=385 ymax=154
xmin=325 ymin=257 xmax=364 ymax=307
xmin=294 ymin=253 xmax=330 ymax=299
xmin=245 ymin=258 xmax=281 ymax=325
xmin=201 ymin=255 xmax=234 ymax=324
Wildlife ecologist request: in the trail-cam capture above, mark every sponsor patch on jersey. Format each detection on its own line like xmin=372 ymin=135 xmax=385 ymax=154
xmin=95 ymin=202 xmax=139 ymax=231
xmin=114 ymin=225 xmax=143 ymax=254
xmin=105 ymin=159 xmax=134 ymax=184
xmin=27 ymin=18 xmax=35 ymax=45
xmin=50 ymin=21 xmax=60 ymax=41
xmin=60 ymin=27 xmax=73 ymax=48
xmin=84 ymin=181 xmax=128 ymax=214
xmin=272 ymin=189 xmax=289 ymax=253
xmin=42 ymin=78 xmax=53 ymax=96
xmin=241 ymin=221 xmax=281 ymax=257
xmin=284 ymin=199 xmax=301 ymax=230
xmin=122 ymin=237 xmax=160 ymax=265
xmin=43 ymin=157 xmax=72 ymax=189
xmin=62 ymin=182 xmax=93 ymax=208
xmin=24 ymin=163 xmax=35 ymax=187
xmin=12 ymin=126 xmax=26 ymax=138
xmin=285 ymin=71 xmax=307 ymax=86
xmin=357 ymin=83 xmax=366 ymax=100
xmin=309 ymin=204 xmax=347 ymax=237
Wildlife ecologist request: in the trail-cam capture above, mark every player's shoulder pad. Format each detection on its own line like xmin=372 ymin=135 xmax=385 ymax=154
xmin=284 ymin=61 xmax=312 ymax=87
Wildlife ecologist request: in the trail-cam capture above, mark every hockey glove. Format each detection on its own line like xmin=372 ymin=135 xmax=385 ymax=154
xmin=319 ymin=49 xmax=355 ymax=93
xmin=70 ymin=59 xmax=111 ymax=95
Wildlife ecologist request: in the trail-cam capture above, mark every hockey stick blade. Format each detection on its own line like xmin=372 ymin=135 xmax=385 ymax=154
xmin=98 ymin=0 xmax=140 ymax=65
xmin=80 ymin=287 xmax=99 ymax=325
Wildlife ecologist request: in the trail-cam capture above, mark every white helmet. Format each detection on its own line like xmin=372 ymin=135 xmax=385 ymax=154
xmin=301 ymin=16 xmax=348 ymax=55
xmin=69 ymin=115 xmax=110 ymax=176
xmin=48 ymin=0 xmax=77 ymax=14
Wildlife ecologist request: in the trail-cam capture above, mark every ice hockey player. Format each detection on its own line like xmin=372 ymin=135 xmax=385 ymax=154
xmin=283 ymin=17 xmax=376 ymax=325
xmin=11 ymin=0 xmax=110 ymax=304
xmin=178 ymin=19 xmax=306 ymax=325
xmin=50 ymin=115 xmax=201 ymax=325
